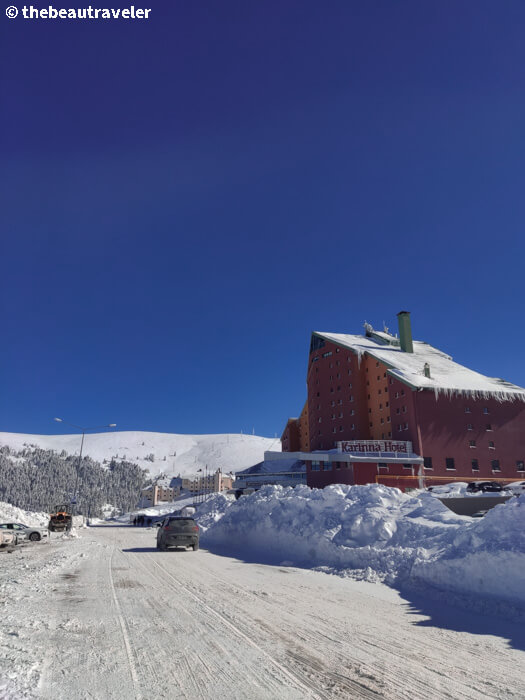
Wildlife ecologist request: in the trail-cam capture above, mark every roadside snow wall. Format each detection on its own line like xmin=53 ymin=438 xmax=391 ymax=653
xmin=197 ymin=484 xmax=525 ymax=608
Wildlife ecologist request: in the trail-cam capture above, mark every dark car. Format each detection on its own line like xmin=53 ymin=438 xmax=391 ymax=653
xmin=156 ymin=517 xmax=199 ymax=551
xmin=466 ymin=481 xmax=504 ymax=493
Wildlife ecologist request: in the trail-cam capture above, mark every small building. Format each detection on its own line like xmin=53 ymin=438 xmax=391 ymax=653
xmin=234 ymin=456 xmax=307 ymax=491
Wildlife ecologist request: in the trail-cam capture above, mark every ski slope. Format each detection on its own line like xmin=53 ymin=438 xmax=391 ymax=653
xmin=0 ymin=430 xmax=280 ymax=478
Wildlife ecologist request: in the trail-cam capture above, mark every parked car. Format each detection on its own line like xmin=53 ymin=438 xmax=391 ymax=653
xmin=156 ymin=516 xmax=199 ymax=551
xmin=466 ymin=481 xmax=505 ymax=493
xmin=0 ymin=530 xmax=18 ymax=548
xmin=504 ymin=481 xmax=525 ymax=495
xmin=0 ymin=522 xmax=49 ymax=542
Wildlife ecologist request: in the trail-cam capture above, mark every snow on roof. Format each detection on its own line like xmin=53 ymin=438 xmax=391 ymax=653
xmin=315 ymin=330 xmax=525 ymax=402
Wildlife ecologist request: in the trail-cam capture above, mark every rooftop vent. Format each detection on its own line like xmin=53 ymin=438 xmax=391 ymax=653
xmin=423 ymin=363 xmax=431 ymax=378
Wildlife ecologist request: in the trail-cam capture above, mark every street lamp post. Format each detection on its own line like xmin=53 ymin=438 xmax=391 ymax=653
xmin=54 ymin=418 xmax=116 ymax=516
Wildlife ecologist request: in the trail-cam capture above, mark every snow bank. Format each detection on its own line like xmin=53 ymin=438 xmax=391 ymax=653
xmin=196 ymin=485 xmax=525 ymax=608
xmin=0 ymin=501 xmax=48 ymax=527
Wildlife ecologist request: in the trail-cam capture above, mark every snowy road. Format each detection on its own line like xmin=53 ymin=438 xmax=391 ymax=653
xmin=2 ymin=525 xmax=525 ymax=700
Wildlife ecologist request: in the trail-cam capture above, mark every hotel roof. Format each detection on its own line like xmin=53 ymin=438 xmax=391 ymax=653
xmin=313 ymin=329 xmax=525 ymax=402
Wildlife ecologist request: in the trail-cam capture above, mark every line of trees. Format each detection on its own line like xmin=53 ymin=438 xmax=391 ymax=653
xmin=0 ymin=445 xmax=148 ymax=517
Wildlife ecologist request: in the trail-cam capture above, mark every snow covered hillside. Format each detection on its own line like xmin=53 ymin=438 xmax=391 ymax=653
xmin=0 ymin=430 xmax=280 ymax=478
xmin=195 ymin=484 xmax=525 ymax=610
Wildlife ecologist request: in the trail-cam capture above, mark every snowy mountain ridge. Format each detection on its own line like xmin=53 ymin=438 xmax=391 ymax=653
xmin=0 ymin=430 xmax=281 ymax=479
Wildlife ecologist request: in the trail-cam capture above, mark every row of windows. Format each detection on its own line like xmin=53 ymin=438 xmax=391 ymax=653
xmin=469 ymin=440 xmax=496 ymax=448
xmin=467 ymin=424 xmax=493 ymax=431
xmin=310 ymin=460 xmax=352 ymax=471
xmin=465 ymin=406 xmax=491 ymax=414
xmin=424 ymin=457 xmax=525 ymax=472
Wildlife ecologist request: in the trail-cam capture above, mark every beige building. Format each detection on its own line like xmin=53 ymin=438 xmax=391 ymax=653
xmin=182 ymin=469 xmax=233 ymax=495
xmin=141 ymin=482 xmax=179 ymax=507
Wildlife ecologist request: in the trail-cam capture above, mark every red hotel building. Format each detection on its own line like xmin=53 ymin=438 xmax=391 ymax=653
xmin=280 ymin=312 xmax=525 ymax=491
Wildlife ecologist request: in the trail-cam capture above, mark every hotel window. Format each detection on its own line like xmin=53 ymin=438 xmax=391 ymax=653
xmin=446 ymin=457 xmax=455 ymax=470
xmin=322 ymin=351 xmax=332 ymax=358
xmin=380 ymin=418 xmax=384 ymax=424
xmin=331 ymin=413 xmax=336 ymax=419
xmin=379 ymin=403 xmax=383 ymax=410
xmin=338 ymin=399 xmax=343 ymax=405
xmin=323 ymin=461 xmax=332 ymax=471
xmin=351 ymin=424 xmax=355 ymax=430
xmin=348 ymin=383 xmax=352 ymax=389
xmin=489 ymin=441 xmax=495 ymax=449
xmin=311 ymin=461 xmax=321 ymax=471
xmin=387 ymin=416 xmax=391 ymax=422
xmin=378 ymin=462 xmax=388 ymax=470
xmin=465 ymin=406 xmax=471 ymax=413
xmin=351 ymin=409 xmax=355 ymax=415
xmin=483 ymin=407 xmax=489 ymax=414
xmin=401 ymin=389 xmax=405 ymax=396
xmin=318 ymin=417 xmax=322 ymax=423
xmin=377 ymin=375 xmax=380 ymax=381
xmin=390 ymin=378 xmax=394 ymax=385
xmin=423 ymin=457 xmax=433 ymax=470
xmin=486 ymin=424 xmax=492 ymax=431
xmin=348 ymin=369 xmax=352 ymax=375
xmin=384 ymin=372 xmax=387 ymax=378
xmin=331 ymin=400 xmax=335 ymax=407
xmin=350 ymin=395 xmax=354 ymax=402
xmin=396 ymin=408 xmax=400 ymax=414
xmin=395 ymin=392 xmax=399 ymax=398
xmin=339 ymin=413 xmax=343 ymax=418
xmin=333 ymin=427 xmax=337 ymax=433
xmin=403 ymin=464 xmax=412 ymax=470
xmin=388 ymin=431 xmax=392 ymax=437
xmin=329 ymin=362 xmax=333 ymax=368
xmin=378 ymin=389 xmax=382 ymax=395
xmin=402 ymin=406 xmax=407 ymax=413
xmin=367 ymin=394 xmax=371 ymax=399
xmin=517 ymin=461 xmax=525 ymax=472
xmin=469 ymin=440 xmax=476 ymax=448
xmin=336 ymin=348 xmax=340 ymax=353
xmin=368 ymin=408 xmax=372 ymax=414
xmin=471 ymin=459 xmax=479 ymax=471
xmin=330 ymin=388 xmax=334 ymax=393
xmin=335 ymin=462 xmax=341 ymax=470
xmin=369 ymin=422 xmax=373 ymax=427
xmin=491 ymin=460 xmax=501 ymax=472
xmin=339 ymin=425 xmax=344 ymax=431
xmin=467 ymin=423 xmax=473 ymax=431
xmin=386 ymin=402 xmax=389 ymax=407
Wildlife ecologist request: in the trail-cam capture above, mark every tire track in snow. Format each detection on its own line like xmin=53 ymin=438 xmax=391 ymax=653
xmin=108 ymin=548 xmax=142 ymax=700
xmin=142 ymin=554 xmax=330 ymax=699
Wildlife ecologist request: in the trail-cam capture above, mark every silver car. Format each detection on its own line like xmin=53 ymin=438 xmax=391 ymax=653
xmin=0 ymin=522 xmax=48 ymax=542
xmin=156 ymin=517 xmax=199 ymax=551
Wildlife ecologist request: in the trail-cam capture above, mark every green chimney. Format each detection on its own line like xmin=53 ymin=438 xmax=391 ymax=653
xmin=397 ymin=311 xmax=413 ymax=353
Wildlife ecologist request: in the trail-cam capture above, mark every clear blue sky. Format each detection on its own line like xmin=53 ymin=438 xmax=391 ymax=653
xmin=1 ymin=1 xmax=524 ymax=437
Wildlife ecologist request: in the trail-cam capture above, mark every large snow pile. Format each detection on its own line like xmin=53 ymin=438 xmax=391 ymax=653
xmin=196 ymin=484 xmax=525 ymax=607
xmin=0 ymin=430 xmax=279 ymax=478
xmin=0 ymin=501 xmax=48 ymax=527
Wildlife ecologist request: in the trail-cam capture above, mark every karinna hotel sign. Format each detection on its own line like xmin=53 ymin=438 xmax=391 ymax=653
xmin=338 ymin=440 xmax=412 ymax=454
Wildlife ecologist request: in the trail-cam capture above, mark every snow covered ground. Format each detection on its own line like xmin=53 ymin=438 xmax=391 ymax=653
xmin=1 ymin=485 xmax=524 ymax=698
xmin=2 ymin=522 xmax=525 ymax=699
xmin=0 ymin=430 xmax=280 ymax=479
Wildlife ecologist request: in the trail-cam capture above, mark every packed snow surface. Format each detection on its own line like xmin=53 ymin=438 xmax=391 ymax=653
xmin=316 ymin=330 xmax=525 ymax=401
xmin=197 ymin=484 xmax=525 ymax=608
xmin=0 ymin=501 xmax=48 ymax=528
xmin=0 ymin=430 xmax=280 ymax=478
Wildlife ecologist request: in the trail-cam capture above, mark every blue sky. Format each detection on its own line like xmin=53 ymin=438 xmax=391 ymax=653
xmin=1 ymin=1 xmax=524 ymax=437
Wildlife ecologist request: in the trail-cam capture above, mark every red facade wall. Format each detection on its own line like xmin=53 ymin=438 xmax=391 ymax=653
xmin=307 ymin=340 xmax=369 ymax=452
xmin=414 ymin=392 xmax=525 ymax=480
